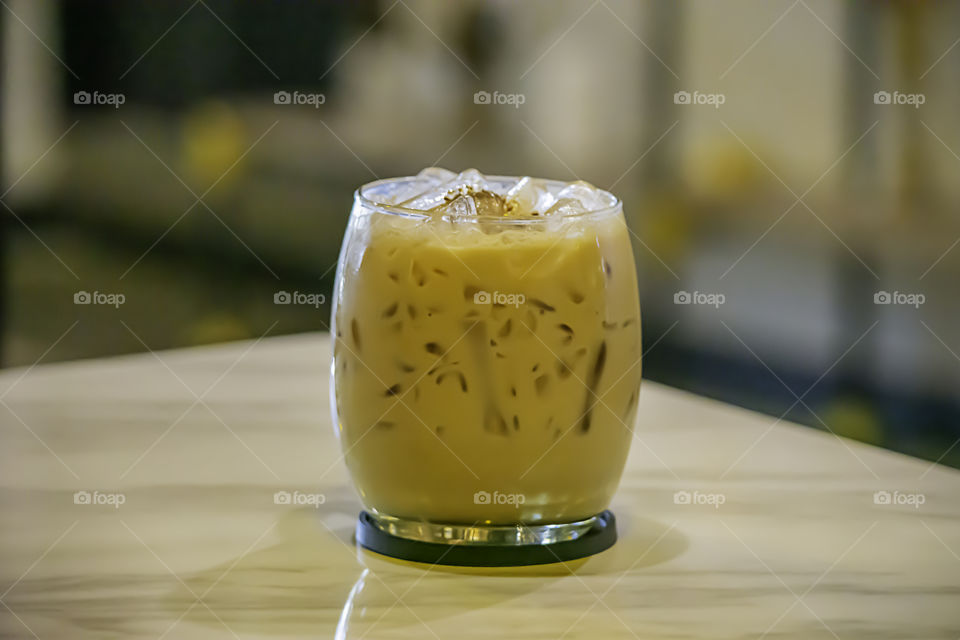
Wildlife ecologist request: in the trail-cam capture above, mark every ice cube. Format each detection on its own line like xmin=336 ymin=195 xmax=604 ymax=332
xmin=537 ymin=192 xmax=557 ymax=212
xmin=417 ymin=166 xmax=457 ymax=184
xmin=455 ymin=168 xmax=487 ymax=190
xmin=435 ymin=190 xmax=509 ymax=218
xmin=396 ymin=183 xmax=457 ymax=211
xmin=471 ymin=189 xmax=508 ymax=216
xmin=438 ymin=193 xmax=478 ymax=217
xmin=543 ymin=197 xmax=587 ymax=217
xmin=395 ymin=168 xmax=491 ymax=211
xmin=376 ymin=167 xmax=456 ymax=205
xmin=505 ymin=176 xmax=549 ymax=216
xmin=556 ymin=180 xmax=608 ymax=211
xmin=392 ymin=168 xmax=514 ymax=215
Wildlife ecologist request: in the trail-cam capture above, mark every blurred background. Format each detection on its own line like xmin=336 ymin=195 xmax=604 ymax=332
xmin=2 ymin=0 xmax=958 ymax=467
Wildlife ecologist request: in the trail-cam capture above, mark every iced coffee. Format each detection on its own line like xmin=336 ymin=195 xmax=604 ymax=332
xmin=331 ymin=169 xmax=641 ymax=528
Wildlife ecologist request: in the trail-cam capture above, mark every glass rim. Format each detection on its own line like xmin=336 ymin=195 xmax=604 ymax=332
xmin=355 ymin=175 xmax=623 ymax=223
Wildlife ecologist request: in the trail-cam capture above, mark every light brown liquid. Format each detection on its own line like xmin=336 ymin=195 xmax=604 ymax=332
xmin=332 ymin=208 xmax=641 ymax=524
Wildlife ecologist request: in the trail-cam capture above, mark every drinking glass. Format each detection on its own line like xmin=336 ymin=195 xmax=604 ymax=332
xmin=331 ymin=175 xmax=641 ymax=547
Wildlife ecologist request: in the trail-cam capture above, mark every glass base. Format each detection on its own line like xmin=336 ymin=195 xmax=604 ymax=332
xmin=355 ymin=510 xmax=617 ymax=566
xmin=368 ymin=512 xmax=598 ymax=546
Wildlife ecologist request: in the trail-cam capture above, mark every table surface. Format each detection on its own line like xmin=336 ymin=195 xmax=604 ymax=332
xmin=1 ymin=333 xmax=958 ymax=639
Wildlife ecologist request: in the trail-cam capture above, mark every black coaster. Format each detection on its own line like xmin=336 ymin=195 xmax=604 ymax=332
xmin=355 ymin=510 xmax=617 ymax=567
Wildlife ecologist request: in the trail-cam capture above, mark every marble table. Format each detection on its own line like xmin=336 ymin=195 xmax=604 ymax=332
xmin=1 ymin=333 xmax=958 ymax=639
